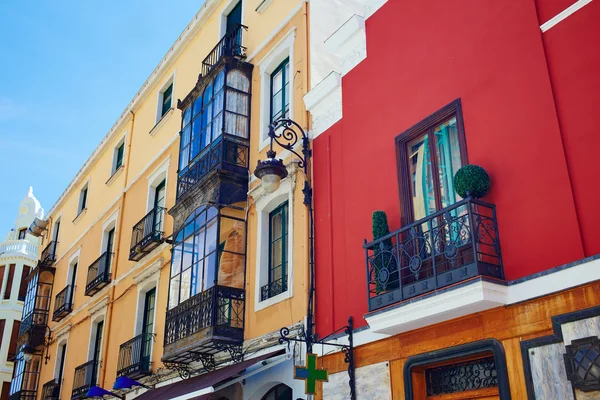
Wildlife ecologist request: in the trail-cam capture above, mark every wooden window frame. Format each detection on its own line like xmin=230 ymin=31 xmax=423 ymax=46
xmin=395 ymin=99 xmax=468 ymax=227
xmin=270 ymin=58 xmax=290 ymax=123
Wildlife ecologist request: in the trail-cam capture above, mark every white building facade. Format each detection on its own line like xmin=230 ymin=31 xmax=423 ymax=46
xmin=0 ymin=188 xmax=44 ymax=399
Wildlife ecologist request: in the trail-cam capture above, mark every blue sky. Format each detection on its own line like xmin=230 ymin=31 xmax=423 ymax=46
xmin=0 ymin=1 xmax=203 ymax=231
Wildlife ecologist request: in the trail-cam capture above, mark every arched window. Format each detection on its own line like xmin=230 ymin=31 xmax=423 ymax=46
xmin=168 ymin=204 xmax=246 ymax=309
xmin=261 ymin=384 xmax=292 ymax=400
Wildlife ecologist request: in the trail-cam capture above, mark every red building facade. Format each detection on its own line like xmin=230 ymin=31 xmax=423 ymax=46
xmin=306 ymin=0 xmax=600 ymax=398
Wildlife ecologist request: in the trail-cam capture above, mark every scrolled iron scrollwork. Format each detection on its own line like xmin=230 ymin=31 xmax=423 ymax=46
xmin=426 ymin=356 xmax=498 ymax=395
xmin=269 ymin=119 xmax=310 ymax=170
xmin=163 ymin=362 xmax=194 ymax=380
xmin=278 ymin=326 xmax=291 ymax=345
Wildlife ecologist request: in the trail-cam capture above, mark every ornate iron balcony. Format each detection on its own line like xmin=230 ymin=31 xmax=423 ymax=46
xmin=85 ymin=252 xmax=113 ymax=296
xmin=261 ymin=276 xmax=288 ymax=301
xmin=41 ymin=379 xmax=60 ymax=400
xmin=19 ymin=309 xmax=49 ymax=338
xmin=162 ymin=285 xmax=245 ymax=363
xmin=39 ymin=240 xmax=58 ymax=268
xmin=177 ymin=134 xmax=249 ymax=200
xmin=52 ymin=285 xmax=74 ymax=322
xmin=202 ymin=24 xmax=247 ymax=77
xmin=364 ymin=198 xmax=504 ymax=312
xmin=116 ymin=332 xmax=154 ymax=379
xmin=71 ymin=360 xmax=99 ymax=399
xmin=129 ymin=207 xmax=166 ymax=261
xmin=9 ymin=390 xmax=37 ymax=400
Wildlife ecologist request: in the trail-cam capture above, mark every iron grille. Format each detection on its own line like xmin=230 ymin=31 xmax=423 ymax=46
xmin=117 ymin=333 xmax=154 ymax=378
xmin=129 ymin=207 xmax=166 ymax=261
xmin=85 ymin=252 xmax=113 ymax=296
xmin=260 ymin=276 xmax=288 ymax=301
xmin=41 ymin=379 xmax=60 ymax=400
xmin=9 ymin=391 xmax=37 ymax=400
xmin=426 ymin=356 xmax=498 ymax=395
xmin=201 ymin=24 xmax=247 ymax=77
xmin=364 ymin=197 xmax=504 ymax=311
xmin=72 ymin=360 xmax=98 ymax=399
xmin=52 ymin=285 xmax=73 ymax=322
xmin=177 ymin=134 xmax=249 ymax=199
xmin=39 ymin=241 xmax=58 ymax=268
xmin=564 ymin=336 xmax=600 ymax=392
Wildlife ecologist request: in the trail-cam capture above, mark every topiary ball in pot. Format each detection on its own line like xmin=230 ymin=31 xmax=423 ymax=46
xmin=454 ymin=164 xmax=490 ymax=199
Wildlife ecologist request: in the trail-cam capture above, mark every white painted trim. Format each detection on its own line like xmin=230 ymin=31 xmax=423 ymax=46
xmin=100 ymin=208 xmax=120 ymax=255
xmin=133 ymin=258 xmax=162 ymax=337
xmin=303 ymin=71 xmax=342 ymax=139
xmin=541 ymin=0 xmax=593 ymax=32
xmin=220 ymin=0 xmax=243 ymax=39
xmin=324 ymin=14 xmax=366 ymax=76
xmin=246 ymin=2 xmax=304 ymax=62
xmin=149 ymin=108 xmax=175 ymax=137
xmin=77 ymin=179 xmax=90 ymax=216
xmin=155 ymin=72 xmax=177 ymax=124
xmin=257 ymin=28 xmax=297 ymax=150
xmin=255 ymin=0 xmax=275 ymax=14
xmin=110 ymin=132 xmax=127 ymax=177
xmin=146 ymin=157 xmax=171 ymax=213
xmin=66 ymin=247 xmax=82 ymax=288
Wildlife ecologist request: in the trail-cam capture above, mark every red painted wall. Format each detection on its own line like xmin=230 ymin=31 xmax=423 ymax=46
xmin=313 ymin=0 xmax=598 ymax=334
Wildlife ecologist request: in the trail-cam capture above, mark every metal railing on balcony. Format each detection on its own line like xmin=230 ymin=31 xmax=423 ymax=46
xmin=85 ymin=252 xmax=113 ymax=296
xmin=71 ymin=360 xmax=99 ymax=399
xmin=261 ymin=276 xmax=288 ymax=301
xmin=39 ymin=240 xmax=58 ymax=268
xmin=163 ymin=285 xmax=244 ymax=360
xmin=52 ymin=285 xmax=74 ymax=322
xmin=9 ymin=391 xmax=37 ymax=400
xmin=201 ymin=24 xmax=247 ymax=77
xmin=364 ymin=197 xmax=504 ymax=312
xmin=177 ymin=134 xmax=249 ymax=199
xmin=117 ymin=332 xmax=155 ymax=379
xmin=129 ymin=207 xmax=166 ymax=261
xmin=20 ymin=309 xmax=49 ymax=337
xmin=41 ymin=379 xmax=60 ymax=400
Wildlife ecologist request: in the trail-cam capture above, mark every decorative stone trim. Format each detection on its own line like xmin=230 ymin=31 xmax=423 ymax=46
xmin=325 ymin=14 xmax=366 ymax=76
xmin=88 ymin=296 xmax=109 ymax=318
xmin=149 ymin=108 xmax=175 ymax=137
xmin=72 ymin=208 xmax=87 ymax=224
xmin=105 ymin=164 xmax=124 ymax=186
xmin=303 ymin=72 xmax=342 ymax=139
xmin=133 ymin=257 xmax=163 ymax=286
xmin=53 ymin=323 xmax=72 ymax=342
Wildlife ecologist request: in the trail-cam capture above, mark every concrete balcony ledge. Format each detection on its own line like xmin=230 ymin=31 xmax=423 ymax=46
xmin=365 ymin=278 xmax=508 ymax=336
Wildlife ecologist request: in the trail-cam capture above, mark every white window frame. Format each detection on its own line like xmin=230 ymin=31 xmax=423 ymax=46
xmin=66 ymin=248 xmax=81 ymax=304
xmin=87 ymin=315 xmax=106 ymax=361
xmin=146 ymin=158 xmax=170 ymax=213
xmin=258 ymin=28 xmax=296 ymax=150
xmin=52 ymin=215 xmax=61 ymax=243
xmin=100 ymin=209 xmax=119 ymax=255
xmin=155 ymin=73 xmax=176 ymax=124
xmin=219 ymin=0 xmax=245 ymax=39
xmin=53 ymin=339 xmax=68 ymax=381
xmin=110 ymin=134 xmax=126 ymax=177
xmin=77 ymin=181 xmax=89 ymax=217
xmin=254 ymin=175 xmax=294 ymax=311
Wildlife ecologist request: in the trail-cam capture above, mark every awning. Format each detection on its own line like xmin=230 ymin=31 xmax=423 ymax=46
xmin=134 ymin=349 xmax=285 ymax=400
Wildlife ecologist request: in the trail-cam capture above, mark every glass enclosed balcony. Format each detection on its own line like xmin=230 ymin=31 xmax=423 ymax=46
xmin=365 ymin=198 xmax=504 ymax=312
xmin=18 ymin=267 xmax=53 ymax=350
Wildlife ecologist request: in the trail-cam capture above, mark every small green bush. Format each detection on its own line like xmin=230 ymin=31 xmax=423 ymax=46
xmin=454 ymin=164 xmax=490 ymax=199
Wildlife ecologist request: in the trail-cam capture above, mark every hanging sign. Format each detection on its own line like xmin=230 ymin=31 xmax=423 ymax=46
xmin=294 ymin=353 xmax=329 ymax=395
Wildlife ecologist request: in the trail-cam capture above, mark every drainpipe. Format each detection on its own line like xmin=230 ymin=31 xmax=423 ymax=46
xmin=98 ymin=110 xmax=136 ymax=388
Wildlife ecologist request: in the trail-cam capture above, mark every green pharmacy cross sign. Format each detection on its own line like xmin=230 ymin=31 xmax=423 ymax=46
xmin=294 ymin=353 xmax=329 ymax=395
xmin=279 ymin=317 xmax=356 ymax=399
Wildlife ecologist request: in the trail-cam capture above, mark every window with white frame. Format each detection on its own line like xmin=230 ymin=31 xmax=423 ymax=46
xmin=77 ymin=184 xmax=88 ymax=216
xmin=156 ymin=77 xmax=174 ymax=122
xmin=254 ymin=175 xmax=294 ymax=310
xmin=111 ymin=139 xmax=125 ymax=176
xmin=258 ymin=29 xmax=295 ymax=149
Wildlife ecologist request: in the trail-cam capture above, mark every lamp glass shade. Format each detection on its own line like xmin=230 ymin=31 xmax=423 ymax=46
xmin=261 ymin=173 xmax=281 ymax=194
xmin=113 ymin=376 xmax=141 ymax=390
xmin=22 ymin=352 xmax=33 ymax=363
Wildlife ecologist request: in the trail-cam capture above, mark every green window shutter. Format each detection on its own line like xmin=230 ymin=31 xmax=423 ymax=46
xmin=161 ymin=84 xmax=173 ymax=117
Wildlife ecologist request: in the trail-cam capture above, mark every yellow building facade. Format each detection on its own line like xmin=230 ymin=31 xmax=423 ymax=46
xmin=10 ymin=1 xmax=313 ymax=399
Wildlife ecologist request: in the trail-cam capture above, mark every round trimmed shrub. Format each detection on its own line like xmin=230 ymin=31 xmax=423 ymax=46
xmin=454 ymin=164 xmax=490 ymax=199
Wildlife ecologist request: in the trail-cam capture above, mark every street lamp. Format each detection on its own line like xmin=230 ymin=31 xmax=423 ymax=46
xmin=254 ymin=118 xmax=315 ymax=351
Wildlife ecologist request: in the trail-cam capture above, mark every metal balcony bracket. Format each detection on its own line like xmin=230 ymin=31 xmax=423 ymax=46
xmin=279 ymin=316 xmax=356 ymax=400
xmin=215 ymin=343 xmax=244 ymax=363
xmin=190 ymin=352 xmax=216 ymax=372
xmin=163 ymin=362 xmax=194 ymax=380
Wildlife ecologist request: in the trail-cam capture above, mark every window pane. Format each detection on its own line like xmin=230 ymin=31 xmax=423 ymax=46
xmin=214 ymin=89 xmax=224 ymax=114
xmin=182 ymin=237 xmax=194 ymax=270
xmin=226 ymin=90 xmax=249 ymax=116
xmin=191 ymin=134 xmax=201 ymax=161
xmin=203 ymin=82 xmax=214 ymax=104
xmin=171 ymin=244 xmax=182 ymax=275
xmin=271 ymin=212 xmax=282 ymax=240
xmin=182 ymin=125 xmax=191 ymax=147
xmin=271 ymin=239 xmax=283 ymax=267
xmin=180 ymin=268 xmax=192 ymax=303
xmin=207 ymin=206 xmax=218 ymax=221
xmin=206 ymin=218 xmax=218 ymax=254
xmin=193 ymin=96 xmax=203 ymax=117
xmin=183 ymin=106 xmax=192 ymax=127
xmin=179 ymin=145 xmax=190 ymax=171
xmin=225 ymin=112 xmax=248 ymax=138
xmin=272 ymin=70 xmax=283 ymax=93
xmin=169 ymin=276 xmax=180 ymax=309
xmin=434 ymin=117 xmax=462 ymax=207
xmin=193 ymin=259 xmax=204 ymax=295
xmin=213 ymin=112 xmax=223 ymax=141
xmin=227 ymin=70 xmax=250 ymax=92
xmin=407 ymin=134 xmax=436 ymax=220
xmin=195 ymin=229 xmax=206 ymax=261
xmin=215 ymin=70 xmax=225 ymax=91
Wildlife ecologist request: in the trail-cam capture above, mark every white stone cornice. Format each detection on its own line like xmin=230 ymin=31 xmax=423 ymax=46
xmin=363 ymin=0 xmax=388 ymax=18
xmin=325 ymin=14 xmax=366 ymax=76
xmin=303 ymin=72 xmax=342 ymax=139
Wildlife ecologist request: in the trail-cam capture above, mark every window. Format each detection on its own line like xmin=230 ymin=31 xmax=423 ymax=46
xmin=1 ymin=382 xmax=9 ymax=400
xmin=9 ymin=350 xmax=41 ymax=397
xmin=160 ymin=83 xmax=173 ymax=118
xmin=141 ymin=288 xmax=155 ymax=368
xmin=396 ymin=99 xmax=467 ymax=225
xmin=178 ymin=69 xmax=250 ymax=176
xmin=90 ymin=321 xmax=104 ymax=386
xmin=226 ymin=1 xmax=242 ymax=35
xmin=56 ymin=343 xmax=67 ymax=389
xmin=18 ymin=265 xmax=31 ymax=301
xmin=7 ymin=321 xmax=20 ymax=361
xmin=113 ymin=141 xmax=125 ymax=174
xmin=17 ymin=229 xmax=27 ymax=240
xmin=261 ymin=384 xmax=292 ymax=400
xmin=0 ymin=320 xmax=4 ymax=353
xmin=68 ymin=262 xmax=78 ymax=305
xmin=168 ymin=205 xmax=246 ymax=309
xmin=262 ymin=202 xmax=288 ymax=301
xmin=270 ymin=58 xmax=290 ymax=123
xmin=0 ymin=265 xmax=5 ymax=299
xmin=3 ymin=264 xmax=15 ymax=300
xmin=52 ymin=219 xmax=61 ymax=243
xmin=78 ymin=185 xmax=88 ymax=215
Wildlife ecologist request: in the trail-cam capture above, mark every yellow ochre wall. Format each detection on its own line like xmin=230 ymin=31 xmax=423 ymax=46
xmin=35 ymin=0 xmax=310 ymax=398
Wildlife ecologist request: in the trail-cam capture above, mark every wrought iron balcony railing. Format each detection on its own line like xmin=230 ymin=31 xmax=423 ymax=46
xmin=260 ymin=276 xmax=288 ymax=301
xmin=177 ymin=134 xmax=249 ymax=199
xmin=201 ymin=24 xmax=247 ymax=77
xmin=163 ymin=285 xmax=245 ymax=363
xmin=20 ymin=309 xmax=49 ymax=337
xmin=52 ymin=285 xmax=73 ymax=322
xmin=72 ymin=360 xmax=99 ymax=399
xmin=9 ymin=390 xmax=37 ymax=400
xmin=117 ymin=332 xmax=154 ymax=379
xmin=364 ymin=197 xmax=504 ymax=312
xmin=129 ymin=207 xmax=166 ymax=261
xmin=39 ymin=240 xmax=58 ymax=268
xmin=85 ymin=252 xmax=113 ymax=296
xmin=41 ymin=379 xmax=60 ymax=400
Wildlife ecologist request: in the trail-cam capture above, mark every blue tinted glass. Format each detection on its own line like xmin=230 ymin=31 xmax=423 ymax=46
xmin=183 ymin=106 xmax=192 ymax=127
xmin=193 ymin=96 xmax=203 ymax=117
xmin=203 ymin=82 xmax=214 ymax=104
xmin=215 ymin=70 xmax=225 ymax=90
